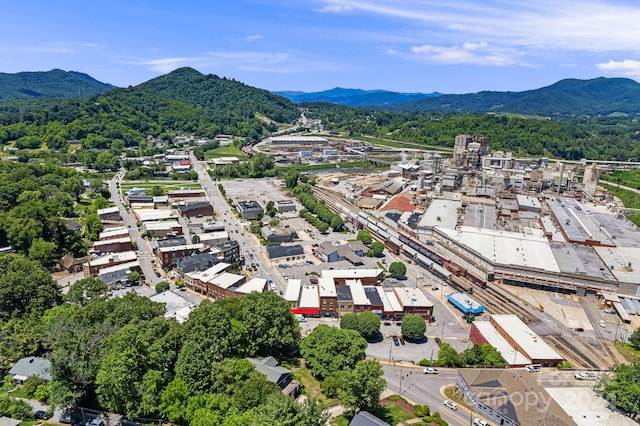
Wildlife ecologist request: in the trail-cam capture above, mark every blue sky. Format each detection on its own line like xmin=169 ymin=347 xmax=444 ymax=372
xmin=3 ymin=0 xmax=640 ymax=93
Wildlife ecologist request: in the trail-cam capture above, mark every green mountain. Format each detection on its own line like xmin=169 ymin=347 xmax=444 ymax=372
xmin=0 ymin=67 xmax=301 ymax=149
xmin=391 ymin=77 xmax=640 ymax=116
xmin=274 ymin=87 xmax=440 ymax=106
xmin=135 ymin=67 xmax=299 ymax=124
xmin=0 ymin=69 xmax=116 ymax=99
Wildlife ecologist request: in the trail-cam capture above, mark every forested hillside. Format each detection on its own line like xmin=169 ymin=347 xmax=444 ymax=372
xmin=0 ymin=67 xmax=301 ymax=163
xmin=303 ymin=103 xmax=640 ymax=161
xmin=0 ymin=69 xmax=115 ymax=99
xmin=391 ymin=77 xmax=640 ymax=117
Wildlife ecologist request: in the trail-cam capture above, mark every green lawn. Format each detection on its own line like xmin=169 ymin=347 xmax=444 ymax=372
xmin=291 ymin=367 xmax=340 ymax=408
xmin=599 ymin=183 xmax=640 ymax=227
xmin=204 ymin=145 xmax=249 ymax=159
xmin=602 ymin=170 xmax=640 ymax=190
xmin=120 ymin=180 xmax=202 ymax=193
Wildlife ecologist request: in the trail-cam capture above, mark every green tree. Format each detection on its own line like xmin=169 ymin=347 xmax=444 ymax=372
xmin=330 ymin=215 xmax=344 ymax=231
xmin=155 ymin=281 xmax=170 ymax=293
xmin=340 ymin=311 xmax=381 ymax=341
xmin=370 ymin=241 xmax=384 ymax=257
xmin=300 ymin=325 xmax=367 ymax=379
xmin=232 ymin=292 xmax=301 ymax=359
xmin=284 ymin=171 xmax=299 ymax=189
xmin=389 ymin=261 xmax=406 ymax=279
xmin=0 ymin=254 xmax=62 ymax=320
xmin=28 ymin=238 xmax=59 ymax=268
xmin=127 ymin=271 xmax=140 ymax=285
xmin=602 ymin=362 xmax=640 ymax=417
xmin=192 ymin=234 xmax=201 ymax=244
xmin=160 ymin=378 xmax=191 ymax=425
xmin=401 ymin=314 xmax=426 ymax=341
xmin=84 ymin=213 xmax=103 ymax=240
xmin=438 ymin=343 xmax=462 ymax=367
xmin=298 ymin=397 xmax=330 ymax=426
xmin=356 ymin=230 xmax=373 ymax=245
xmin=629 ymin=327 xmax=640 ymax=349
xmin=338 ymin=359 xmax=386 ymax=412
xmin=66 ymin=277 xmax=108 ymax=306
xmin=95 ymin=325 xmax=147 ymax=416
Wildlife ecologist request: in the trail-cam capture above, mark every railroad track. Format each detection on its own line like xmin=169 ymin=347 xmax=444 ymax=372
xmin=312 ymin=186 xmax=615 ymax=369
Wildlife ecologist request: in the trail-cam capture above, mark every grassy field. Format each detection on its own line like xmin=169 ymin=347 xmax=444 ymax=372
xmin=602 ymin=170 xmax=640 ymax=190
xmin=274 ymin=160 xmax=375 ymax=173
xmin=599 ymin=183 xmax=640 ymax=226
xmin=358 ymin=135 xmax=453 ymax=152
xmin=292 ymin=367 xmax=340 ymax=408
xmin=204 ymin=145 xmax=249 ymax=159
xmin=119 ymin=180 xmax=202 ymax=193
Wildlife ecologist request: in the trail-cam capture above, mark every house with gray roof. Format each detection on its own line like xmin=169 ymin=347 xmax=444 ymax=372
xmin=8 ymin=356 xmax=51 ymax=384
xmin=247 ymin=357 xmax=299 ymax=396
xmin=349 ymin=411 xmax=391 ymax=426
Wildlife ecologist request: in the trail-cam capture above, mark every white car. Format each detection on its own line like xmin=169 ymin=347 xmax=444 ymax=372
xmin=604 ymin=308 xmax=614 ymax=314
xmin=575 ymin=372 xmax=597 ymax=380
xmin=443 ymin=400 xmax=458 ymax=411
xmin=423 ymin=367 xmax=438 ymax=374
xmin=473 ymin=419 xmax=489 ymax=426
xmin=599 ymin=320 xmax=606 ymax=327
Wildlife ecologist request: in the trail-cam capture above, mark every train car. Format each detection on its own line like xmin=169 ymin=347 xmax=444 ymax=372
xmin=431 ymin=263 xmax=452 ymax=280
xmin=384 ymin=240 xmax=401 ymax=255
xmin=378 ymin=223 xmax=389 ymax=232
xmin=358 ymin=211 xmax=369 ymax=219
xmin=416 ymin=253 xmax=434 ymax=269
xmin=402 ymin=245 xmax=418 ymax=259
xmin=377 ymin=230 xmax=390 ymax=240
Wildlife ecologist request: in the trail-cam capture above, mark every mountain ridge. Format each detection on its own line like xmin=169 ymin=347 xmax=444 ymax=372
xmin=0 ymin=69 xmax=116 ymax=99
xmin=274 ymin=87 xmax=441 ymax=107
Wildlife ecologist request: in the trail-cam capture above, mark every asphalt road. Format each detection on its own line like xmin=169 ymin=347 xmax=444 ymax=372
xmin=190 ymin=152 xmax=289 ymax=294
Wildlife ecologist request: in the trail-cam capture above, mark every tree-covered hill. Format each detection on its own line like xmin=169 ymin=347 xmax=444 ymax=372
xmin=139 ymin=67 xmax=299 ymax=124
xmin=0 ymin=67 xmax=302 ymax=154
xmin=0 ymin=69 xmax=116 ymax=99
xmin=390 ymin=77 xmax=640 ymax=117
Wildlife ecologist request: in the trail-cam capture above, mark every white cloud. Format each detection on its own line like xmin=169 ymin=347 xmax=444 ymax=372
xmin=596 ymin=59 xmax=640 ymax=78
xmin=410 ymin=42 xmax=518 ymax=66
xmin=119 ymin=57 xmax=202 ymax=73
xmin=246 ymin=34 xmax=265 ymax=42
xmin=313 ymin=0 xmax=640 ymax=53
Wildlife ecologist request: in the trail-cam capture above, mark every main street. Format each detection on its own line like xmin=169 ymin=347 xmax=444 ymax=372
xmin=189 ymin=152 xmax=286 ymax=293
xmin=383 ymin=364 xmax=468 ymax=426
xmin=107 ymin=171 xmax=203 ymax=306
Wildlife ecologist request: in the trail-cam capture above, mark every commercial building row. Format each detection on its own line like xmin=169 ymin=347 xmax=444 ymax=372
xmin=284 ymin=270 xmax=433 ymax=320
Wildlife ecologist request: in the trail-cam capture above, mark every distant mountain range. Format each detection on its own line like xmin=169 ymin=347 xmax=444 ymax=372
xmin=389 ymin=77 xmax=640 ymax=116
xmin=2 ymin=68 xmax=640 ymax=117
xmin=274 ymin=87 xmax=441 ymax=107
xmin=0 ymin=69 xmax=115 ymax=99
xmin=278 ymin=78 xmax=640 ymax=116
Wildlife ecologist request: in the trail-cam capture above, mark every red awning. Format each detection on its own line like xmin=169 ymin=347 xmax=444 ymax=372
xmin=291 ymin=308 xmax=320 ymax=315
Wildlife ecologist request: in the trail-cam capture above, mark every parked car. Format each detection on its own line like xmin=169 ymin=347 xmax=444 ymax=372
xmin=443 ymin=400 xmax=458 ymax=411
xmin=473 ymin=419 xmax=489 ymax=426
xmin=600 ymin=320 xmax=606 ymax=327
xmin=604 ymin=308 xmax=614 ymax=314
xmin=392 ymin=336 xmax=400 ymax=346
xmin=399 ymin=337 xmax=405 ymax=345
xmin=574 ymin=327 xmax=584 ymax=332
xmin=59 ymin=412 xmax=78 ymax=424
xmin=383 ymin=321 xmax=391 ymax=326
xmin=575 ymin=372 xmax=597 ymax=380
xmin=35 ymin=410 xmax=51 ymax=420
xmin=423 ymin=368 xmax=438 ymax=374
